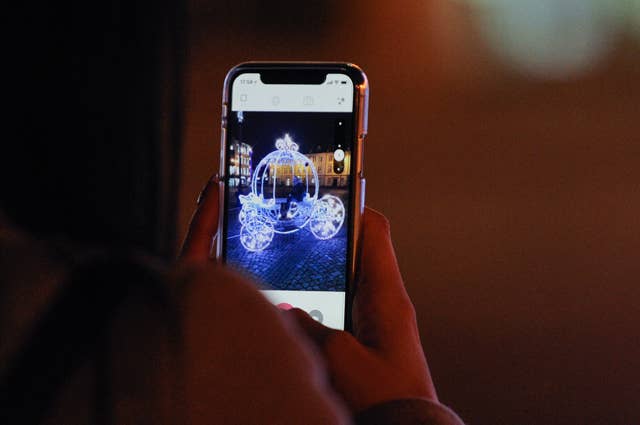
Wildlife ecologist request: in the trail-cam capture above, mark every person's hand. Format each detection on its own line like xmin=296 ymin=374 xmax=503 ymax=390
xmin=177 ymin=175 xmax=350 ymax=423
xmin=180 ymin=175 xmax=220 ymax=262
xmin=180 ymin=176 xmax=437 ymax=414
xmin=286 ymin=208 xmax=438 ymax=414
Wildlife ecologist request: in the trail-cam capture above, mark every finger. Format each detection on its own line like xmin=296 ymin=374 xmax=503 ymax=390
xmin=354 ymin=208 xmax=421 ymax=351
xmin=286 ymin=308 xmax=336 ymax=346
xmin=286 ymin=308 xmax=368 ymax=374
xmin=286 ymin=308 xmax=390 ymax=413
xmin=286 ymin=308 xmax=366 ymax=363
xmin=180 ymin=175 xmax=220 ymax=262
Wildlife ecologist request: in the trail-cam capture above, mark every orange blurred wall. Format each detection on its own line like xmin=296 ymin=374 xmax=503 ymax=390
xmin=178 ymin=2 xmax=640 ymax=423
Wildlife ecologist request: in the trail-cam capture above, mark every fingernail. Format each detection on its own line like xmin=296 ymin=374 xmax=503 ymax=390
xmin=197 ymin=173 xmax=219 ymax=205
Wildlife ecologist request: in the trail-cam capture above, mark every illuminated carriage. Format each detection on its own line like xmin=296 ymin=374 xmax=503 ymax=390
xmin=238 ymin=134 xmax=345 ymax=252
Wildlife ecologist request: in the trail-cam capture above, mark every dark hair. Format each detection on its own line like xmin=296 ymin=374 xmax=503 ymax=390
xmin=2 ymin=0 xmax=185 ymax=259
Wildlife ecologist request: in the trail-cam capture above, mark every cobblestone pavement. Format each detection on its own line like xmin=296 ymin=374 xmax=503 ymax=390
xmin=226 ymin=189 xmax=348 ymax=291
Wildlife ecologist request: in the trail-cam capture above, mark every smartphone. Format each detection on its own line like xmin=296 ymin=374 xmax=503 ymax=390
xmin=217 ymin=63 xmax=368 ymax=331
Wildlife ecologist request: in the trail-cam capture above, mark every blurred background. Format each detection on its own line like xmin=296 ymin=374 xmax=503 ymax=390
xmin=178 ymin=1 xmax=640 ymax=423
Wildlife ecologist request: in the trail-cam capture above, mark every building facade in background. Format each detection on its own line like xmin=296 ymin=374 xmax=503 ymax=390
xmin=266 ymin=150 xmax=351 ymax=188
xmin=228 ymin=140 xmax=252 ymax=187
xmin=307 ymin=150 xmax=351 ymax=188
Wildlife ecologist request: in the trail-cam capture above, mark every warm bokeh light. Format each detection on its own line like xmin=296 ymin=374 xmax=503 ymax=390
xmin=633 ymin=0 xmax=640 ymax=39
xmin=459 ymin=0 xmax=640 ymax=78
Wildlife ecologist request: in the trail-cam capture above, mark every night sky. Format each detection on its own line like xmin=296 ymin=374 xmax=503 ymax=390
xmin=227 ymin=111 xmax=353 ymax=163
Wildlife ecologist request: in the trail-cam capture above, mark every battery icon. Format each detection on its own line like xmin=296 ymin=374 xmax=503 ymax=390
xmin=341 ymin=81 xmax=347 ymax=84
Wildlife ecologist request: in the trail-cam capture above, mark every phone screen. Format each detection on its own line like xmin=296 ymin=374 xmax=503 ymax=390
xmin=222 ymin=72 xmax=356 ymax=329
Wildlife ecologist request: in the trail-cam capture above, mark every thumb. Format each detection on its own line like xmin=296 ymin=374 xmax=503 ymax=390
xmin=286 ymin=308 xmax=335 ymax=347
xmin=286 ymin=308 xmax=368 ymax=369
xmin=180 ymin=174 xmax=220 ymax=262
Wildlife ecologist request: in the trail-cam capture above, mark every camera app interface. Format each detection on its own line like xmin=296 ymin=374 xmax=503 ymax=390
xmin=224 ymin=73 xmax=355 ymax=329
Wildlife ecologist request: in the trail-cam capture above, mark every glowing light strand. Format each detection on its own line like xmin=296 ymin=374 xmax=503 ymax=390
xmin=238 ymin=134 xmax=345 ymax=251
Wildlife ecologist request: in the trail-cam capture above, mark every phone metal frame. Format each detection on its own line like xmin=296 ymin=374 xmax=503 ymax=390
xmin=216 ymin=62 xmax=369 ymax=331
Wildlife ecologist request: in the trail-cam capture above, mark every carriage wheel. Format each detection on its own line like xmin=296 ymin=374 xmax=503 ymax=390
xmin=239 ymin=205 xmax=258 ymax=226
xmin=309 ymin=195 xmax=345 ymax=240
xmin=240 ymin=217 xmax=275 ymax=252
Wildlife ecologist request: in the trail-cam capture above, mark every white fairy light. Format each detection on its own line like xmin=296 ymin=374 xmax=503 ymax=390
xmin=237 ymin=134 xmax=346 ymax=251
xmin=275 ymin=134 xmax=299 ymax=151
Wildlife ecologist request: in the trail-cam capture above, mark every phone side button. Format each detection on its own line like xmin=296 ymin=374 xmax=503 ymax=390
xmin=220 ymin=127 xmax=227 ymax=169
xmin=221 ymin=104 xmax=228 ymax=128
xmin=357 ymin=135 xmax=365 ymax=176
xmin=360 ymin=177 xmax=366 ymax=214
